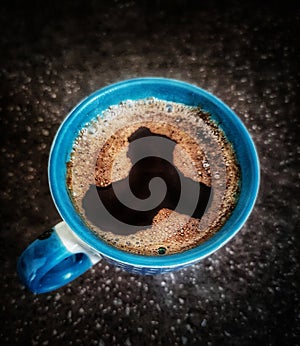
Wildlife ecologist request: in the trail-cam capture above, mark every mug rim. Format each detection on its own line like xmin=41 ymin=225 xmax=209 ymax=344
xmin=48 ymin=77 xmax=260 ymax=268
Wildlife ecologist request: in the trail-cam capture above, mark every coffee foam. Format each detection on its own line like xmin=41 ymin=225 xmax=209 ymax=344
xmin=67 ymin=98 xmax=240 ymax=256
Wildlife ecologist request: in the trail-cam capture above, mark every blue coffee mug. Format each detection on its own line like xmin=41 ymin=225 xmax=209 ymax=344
xmin=17 ymin=78 xmax=260 ymax=293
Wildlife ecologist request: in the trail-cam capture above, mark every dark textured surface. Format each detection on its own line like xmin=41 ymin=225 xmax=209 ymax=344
xmin=0 ymin=1 xmax=299 ymax=345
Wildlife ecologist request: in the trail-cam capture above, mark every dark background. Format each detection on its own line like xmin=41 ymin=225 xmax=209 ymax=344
xmin=0 ymin=0 xmax=299 ymax=345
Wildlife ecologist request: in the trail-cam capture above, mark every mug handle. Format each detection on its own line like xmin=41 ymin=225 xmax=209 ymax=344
xmin=17 ymin=222 xmax=101 ymax=294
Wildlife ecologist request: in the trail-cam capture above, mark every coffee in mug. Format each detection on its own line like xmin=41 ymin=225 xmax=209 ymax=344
xmin=67 ymin=98 xmax=240 ymax=256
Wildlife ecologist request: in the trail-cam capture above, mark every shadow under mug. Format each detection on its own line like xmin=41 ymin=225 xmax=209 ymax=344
xmin=17 ymin=78 xmax=260 ymax=294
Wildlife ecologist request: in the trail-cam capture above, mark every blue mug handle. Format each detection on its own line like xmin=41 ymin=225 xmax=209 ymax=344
xmin=17 ymin=222 xmax=101 ymax=294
